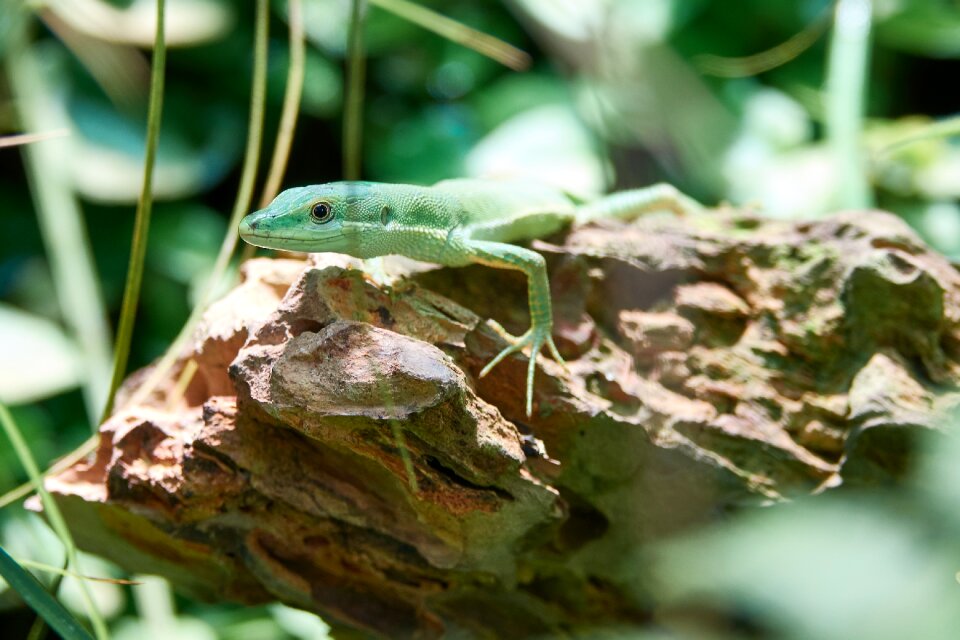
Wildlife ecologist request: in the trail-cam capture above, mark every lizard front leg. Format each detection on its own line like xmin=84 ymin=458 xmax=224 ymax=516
xmin=466 ymin=240 xmax=564 ymax=417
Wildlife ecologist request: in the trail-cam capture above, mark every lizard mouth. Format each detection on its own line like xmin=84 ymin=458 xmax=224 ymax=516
xmin=238 ymin=221 xmax=351 ymax=251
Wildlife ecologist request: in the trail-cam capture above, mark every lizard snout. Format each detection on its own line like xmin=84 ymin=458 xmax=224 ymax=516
xmin=238 ymin=217 xmax=258 ymax=238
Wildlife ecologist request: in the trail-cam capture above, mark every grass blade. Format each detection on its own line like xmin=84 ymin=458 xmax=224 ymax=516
xmin=100 ymin=0 xmax=167 ymax=421
xmin=0 ymin=546 xmax=94 ymax=640
xmin=0 ymin=402 xmax=107 ymax=639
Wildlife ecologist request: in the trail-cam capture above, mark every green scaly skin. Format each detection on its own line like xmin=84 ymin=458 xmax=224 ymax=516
xmin=239 ymin=178 xmax=701 ymax=416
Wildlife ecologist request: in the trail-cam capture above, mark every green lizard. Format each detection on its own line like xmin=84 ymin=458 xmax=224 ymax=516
xmin=238 ymin=179 xmax=701 ymax=416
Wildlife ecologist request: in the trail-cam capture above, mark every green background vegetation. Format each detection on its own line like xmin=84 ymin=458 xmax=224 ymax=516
xmin=1 ymin=0 xmax=960 ymax=638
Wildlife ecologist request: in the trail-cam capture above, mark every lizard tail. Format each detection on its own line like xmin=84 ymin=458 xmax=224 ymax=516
xmin=574 ymin=183 xmax=703 ymax=225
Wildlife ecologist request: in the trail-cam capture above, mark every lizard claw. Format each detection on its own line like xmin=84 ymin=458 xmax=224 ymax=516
xmin=479 ymin=323 xmax=563 ymax=416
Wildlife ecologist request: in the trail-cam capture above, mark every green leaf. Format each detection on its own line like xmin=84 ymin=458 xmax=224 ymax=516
xmin=270 ymin=604 xmax=332 ymax=640
xmin=465 ymin=104 xmax=609 ymax=200
xmin=876 ymin=1 xmax=960 ymax=58
xmin=652 ymin=498 xmax=960 ymax=640
xmin=47 ymin=0 xmax=234 ymax=47
xmin=67 ymin=90 xmax=243 ymax=203
xmin=0 ymin=304 xmax=82 ymax=404
xmin=0 ymin=545 xmax=94 ymax=640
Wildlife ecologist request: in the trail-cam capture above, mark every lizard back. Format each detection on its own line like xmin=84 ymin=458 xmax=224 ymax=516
xmin=432 ymin=179 xmax=576 ymax=243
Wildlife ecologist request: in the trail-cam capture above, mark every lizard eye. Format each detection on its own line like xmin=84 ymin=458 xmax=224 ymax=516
xmin=310 ymin=201 xmax=334 ymax=223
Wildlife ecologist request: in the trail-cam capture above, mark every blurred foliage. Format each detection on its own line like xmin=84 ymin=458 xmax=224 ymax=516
xmin=649 ymin=424 xmax=960 ymax=640
xmin=2 ymin=0 xmax=960 ymax=637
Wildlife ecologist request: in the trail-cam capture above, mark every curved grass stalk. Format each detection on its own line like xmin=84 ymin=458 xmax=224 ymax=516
xmin=369 ymin=0 xmax=530 ymax=71
xmin=125 ymin=0 xmax=269 ymax=408
xmin=100 ymin=0 xmax=166 ymax=422
xmin=696 ymin=2 xmax=833 ymax=77
xmin=0 ymin=403 xmax=107 ymax=640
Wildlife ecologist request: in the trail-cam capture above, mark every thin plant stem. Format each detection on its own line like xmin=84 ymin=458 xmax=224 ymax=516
xmin=344 ymin=0 xmax=367 ymax=180
xmin=874 ymin=115 xmax=960 ymax=157
xmin=101 ymin=0 xmax=166 ymax=422
xmin=0 ymin=403 xmax=107 ymax=640
xmin=369 ymin=0 xmax=530 ymax=70
xmin=0 ymin=128 xmax=70 ymax=148
xmin=15 ymin=558 xmax=141 ymax=585
xmin=696 ymin=2 xmax=833 ymax=77
xmin=259 ymin=0 xmax=305 ymax=207
xmin=164 ymin=359 xmax=198 ymax=411
xmin=240 ymin=0 xmax=305 ymax=266
xmin=125 ymin=0 xmax=269 ymax=408
xmin=826 ymin=0 xmax=873 ymax=210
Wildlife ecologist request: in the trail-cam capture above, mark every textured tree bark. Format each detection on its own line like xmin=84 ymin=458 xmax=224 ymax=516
xmin=41 ymin=209 xmax=960 ymax=637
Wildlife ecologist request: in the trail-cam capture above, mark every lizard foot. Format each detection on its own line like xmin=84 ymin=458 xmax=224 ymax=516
xmin=479 ymin=322 xmax=565 ymax=417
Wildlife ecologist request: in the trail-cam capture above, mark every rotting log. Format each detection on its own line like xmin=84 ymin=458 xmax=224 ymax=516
xmin=40 ymin=208 xmax=960 ymax=637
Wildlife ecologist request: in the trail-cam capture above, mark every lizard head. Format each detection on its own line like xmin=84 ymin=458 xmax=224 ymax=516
xmin=239 ymin=182 xmax=386 ymax=255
